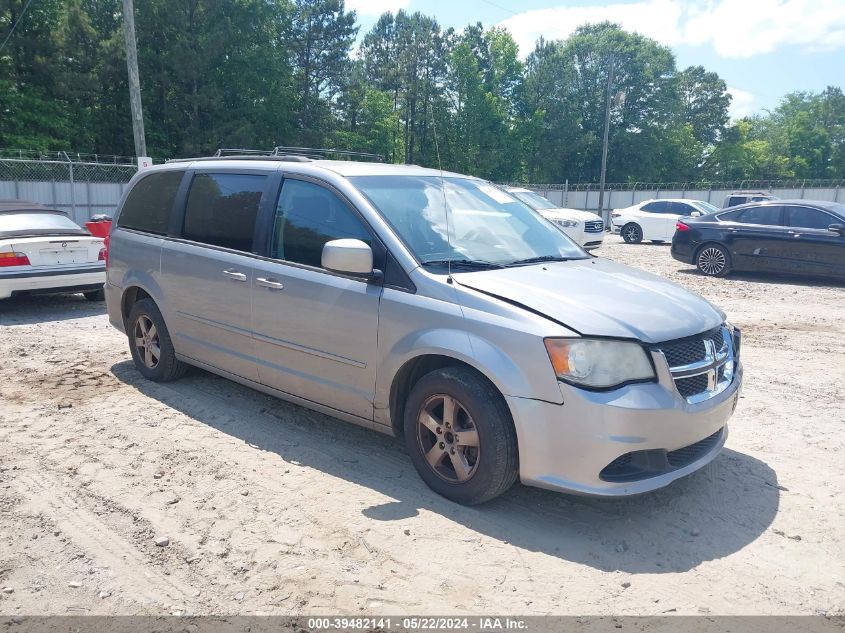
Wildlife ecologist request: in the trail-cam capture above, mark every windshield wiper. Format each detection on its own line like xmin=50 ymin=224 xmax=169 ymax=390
xmin=507 ymin=255 xmax=572 ymax=266
xmin=421 ymin=258 xmax=506 ymax=270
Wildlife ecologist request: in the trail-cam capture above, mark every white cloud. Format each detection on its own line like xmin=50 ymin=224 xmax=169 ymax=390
xmin=346 ymin=0 xmax=410 ymax=17
xmin=497 ymin=0 xmax=845 ymax=59
xmin=727 ymin=87 xmax=755 ymax=119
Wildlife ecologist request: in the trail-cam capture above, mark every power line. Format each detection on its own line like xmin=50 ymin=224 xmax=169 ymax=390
xmin=0 ymin=0 xmax=36 ymax=57
xmin=478 ymin=0 xmax=519 ymax=18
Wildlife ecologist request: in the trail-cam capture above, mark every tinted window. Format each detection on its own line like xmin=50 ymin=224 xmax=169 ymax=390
xmin=736 ymin=206 xmax=782 ymax=226
xmin=726 ymin=196 xmax=746 ymax=207
xmin=787 ymin=206 xmax=838 ymax=230
xmin=272 ymin=179 xmax=372 ymax=268
xmin=641 ymin=201 xmax=670 ymax=213
xmin=118 ymin=171 xmax=183 ymax=234
xmin=671 ymin=202 xmax=697 ymax=215
xmin=183 ymin=173 xmax=266 ymax=251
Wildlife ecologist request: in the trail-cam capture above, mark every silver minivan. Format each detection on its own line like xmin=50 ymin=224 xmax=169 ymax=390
xmin=105 ymin=155 xmax=743 ymax=504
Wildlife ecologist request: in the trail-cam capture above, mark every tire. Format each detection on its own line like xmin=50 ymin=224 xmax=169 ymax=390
xmin=403 ymin=366 xmax=518 ymax=505
xmin=621 ymin=223 xmax=643 ymax=244
xmin=696 ymin=243 xmax=732 ymax=277
xmin=127 ymin=298 xmax=188 ymax=382
xmin=83 ymin=289 xmax=105 ymax=301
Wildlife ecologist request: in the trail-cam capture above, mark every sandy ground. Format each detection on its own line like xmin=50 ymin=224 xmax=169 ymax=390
xmin=0 ymin=235 xmax=843 ymax=617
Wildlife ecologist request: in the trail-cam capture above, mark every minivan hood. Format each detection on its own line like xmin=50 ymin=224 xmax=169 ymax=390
xmin=452 ymin=258 xmax=724 ymax=343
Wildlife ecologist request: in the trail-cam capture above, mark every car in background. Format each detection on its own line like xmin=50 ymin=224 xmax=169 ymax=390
xmin=722 ymin=191 xmax=778 ymax=208
xmin=611 ymin=199 xmax=717 ymax=244
xmin=505 ymin=187 xmax=605 ymax=249
xmin=672 ymin=200 xmax=845 ymax=278
xmin=0 ymin=201 xmax=106 ymax=300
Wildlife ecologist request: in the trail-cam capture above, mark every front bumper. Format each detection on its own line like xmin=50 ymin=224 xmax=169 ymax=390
xmin=507 ymin=358 xmax=742 ymax=496
xmin=0 ymin=266 xmax=105 ymax=299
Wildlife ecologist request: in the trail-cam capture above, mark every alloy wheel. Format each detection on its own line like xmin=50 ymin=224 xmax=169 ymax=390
xmin=698 ymin=247 xmax=726 ymax=275
xmin=133 ymin=315 xmax=161 ymax=369
xmin=623 ymin=225 xmax=641 ymax=243
xmin=416 ymin=394 xmax=480 ymax=483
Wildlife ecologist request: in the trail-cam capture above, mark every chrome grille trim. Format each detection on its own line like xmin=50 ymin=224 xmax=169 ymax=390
xmin=584 ymin=220 xmax=604 ymax=233
xmin=653 ymin=325 xmax=737 ymax=403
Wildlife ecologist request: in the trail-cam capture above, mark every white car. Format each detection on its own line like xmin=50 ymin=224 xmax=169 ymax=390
xmin=506 ymin=187 xmax=605 ymax=249
xmin=0 ymin=201 xmax=106 ymax=301
xmin=611 ymin=199 xmax=719 ymax=243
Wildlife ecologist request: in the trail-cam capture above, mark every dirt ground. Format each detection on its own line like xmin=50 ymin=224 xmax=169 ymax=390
xmin=0 ymin=235 xmax=843 ymax=617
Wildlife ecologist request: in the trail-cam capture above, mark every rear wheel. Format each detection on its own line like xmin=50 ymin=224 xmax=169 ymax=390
xmin=83 ymin=289 xmax=105 ymax=301
xmin=621 ymin=223 xmax=643 ymax=244
xmin=696 ymin=244 xmax=731 ymax=277
xmin=127 ymin=298 xmax=188 ymax=382
xmin=403 ymin=367 xmax=518 ymax=505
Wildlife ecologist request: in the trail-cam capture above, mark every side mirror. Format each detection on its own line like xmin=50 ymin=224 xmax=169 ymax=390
xmin=690 ymin=210 xmax=702 ymax=218
xmin=321 ymin=239 xmax=375 ymax=276
xmin=828 ymin=223 xmax=845 ymax=236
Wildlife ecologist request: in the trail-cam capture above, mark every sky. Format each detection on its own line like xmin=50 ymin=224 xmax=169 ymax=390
xmin=347 ymin=0 xmax=845 ymax=119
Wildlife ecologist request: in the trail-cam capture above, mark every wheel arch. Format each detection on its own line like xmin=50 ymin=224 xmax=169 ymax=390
xmin=120 ymin=275 xmax=165 ymax=329
xmin=387 ymin=352 xmax=517 ymax=441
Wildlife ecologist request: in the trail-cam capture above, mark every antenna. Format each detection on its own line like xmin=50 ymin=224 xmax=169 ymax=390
xmin=429 ymin=107 xmax=453 ymax=281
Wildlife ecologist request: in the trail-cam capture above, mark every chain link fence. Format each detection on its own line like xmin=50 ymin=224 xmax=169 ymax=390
xmin=0 ymin=150 xmax=138 ymax=224
xmin=515 ymin=179 xmax=845 ymax=223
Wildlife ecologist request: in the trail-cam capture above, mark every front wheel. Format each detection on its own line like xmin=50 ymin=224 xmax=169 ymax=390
xmin=696 ymin=244 xmax=731 ymax=277
xmin=403 ymin=367 xmax=518 ymax=505
xmin=621 ymin=223 xmax=643 ymax=244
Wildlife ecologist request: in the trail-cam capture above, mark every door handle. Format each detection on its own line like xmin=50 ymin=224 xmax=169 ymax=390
xmin=256 ymin=277 xmax=284 ymax=290
xmin=222 ymin=269 xmax=247 ymax=282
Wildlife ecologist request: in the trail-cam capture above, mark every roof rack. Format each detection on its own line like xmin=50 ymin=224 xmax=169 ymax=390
xmin=165 ymin=146 xmax=385 ymax=164
xmin=213 ymin=148 xmax=275 ymax=157
xmin=271 ymin=146 xmax=384 ymax=162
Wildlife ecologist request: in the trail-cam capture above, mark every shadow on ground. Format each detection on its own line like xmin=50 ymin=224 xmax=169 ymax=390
xmin=676 ymin=266 xmax=845 ymax=288
xmin=0 ymin=293 xmax=105 ymax=325
xmin=113 ymin=360 xmax=780 ymax=575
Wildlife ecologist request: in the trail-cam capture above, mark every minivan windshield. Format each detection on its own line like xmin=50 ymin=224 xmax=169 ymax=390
xmin=350 ymin=176 xmax=587 ymax=267
xmin=509 ymin=189 xmax=558 ymax=211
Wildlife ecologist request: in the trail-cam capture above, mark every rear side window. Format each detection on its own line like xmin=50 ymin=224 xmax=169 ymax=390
xmin=183 ymin=173 xmax=266 ymax=252
xmin=118 ymin=171 xmax=183 ymax=234
xmin=272 ymin=179 xmax=372 ymax=268
xmin=736 ymin=206 xmax=782 ymax=226
xmin=642 ymin=201 xmax=670 ymax=213
xmin=786 ymin=206 xmax=837 ymax=230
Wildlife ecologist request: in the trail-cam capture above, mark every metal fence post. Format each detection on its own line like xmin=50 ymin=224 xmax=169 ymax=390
xmin=61 ymin=152 xmax=77 ymax=222
xmin=564 ymin=179 xmax=568 ymax=207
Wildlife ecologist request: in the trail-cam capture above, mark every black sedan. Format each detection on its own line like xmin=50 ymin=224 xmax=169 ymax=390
xmin=671 ymin=200 xmax=845 ymax=278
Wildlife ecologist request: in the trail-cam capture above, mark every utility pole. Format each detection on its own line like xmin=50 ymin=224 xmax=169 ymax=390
xmin=597 ymin=54 xmax=614 ymax=222
xmin=122 ymin=0 xmax=147 ymax=158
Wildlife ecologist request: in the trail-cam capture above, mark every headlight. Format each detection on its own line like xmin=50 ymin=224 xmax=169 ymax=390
xmin=554 ymin=219 xmax=579 ymax=228
xmin=544 ymin=338 xmax=656 ymax=389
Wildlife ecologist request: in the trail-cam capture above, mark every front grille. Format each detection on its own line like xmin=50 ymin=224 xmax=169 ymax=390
xmin=659 ymin=327 xmax=722 ymax=367
xmin=675 ymin=373 xmax=709 ymax=398
xmin=653 ymin=326 xmax=737 ymax=403
xmin=599 ymin=429 xmax=725 ymax=482
xmin=667 ymin=430 xmax=723 ymax=468
xmin=584 ymin=219 xmax=604 ymax=233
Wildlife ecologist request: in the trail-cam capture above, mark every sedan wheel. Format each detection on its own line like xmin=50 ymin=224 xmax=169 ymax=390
xmin=622 ymin=223 xmax=643 ymax=244
xmin=416 ymin=394 xmax=480 ymax=483
xmin=697 ymin=244 xmax=731 ymax=277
